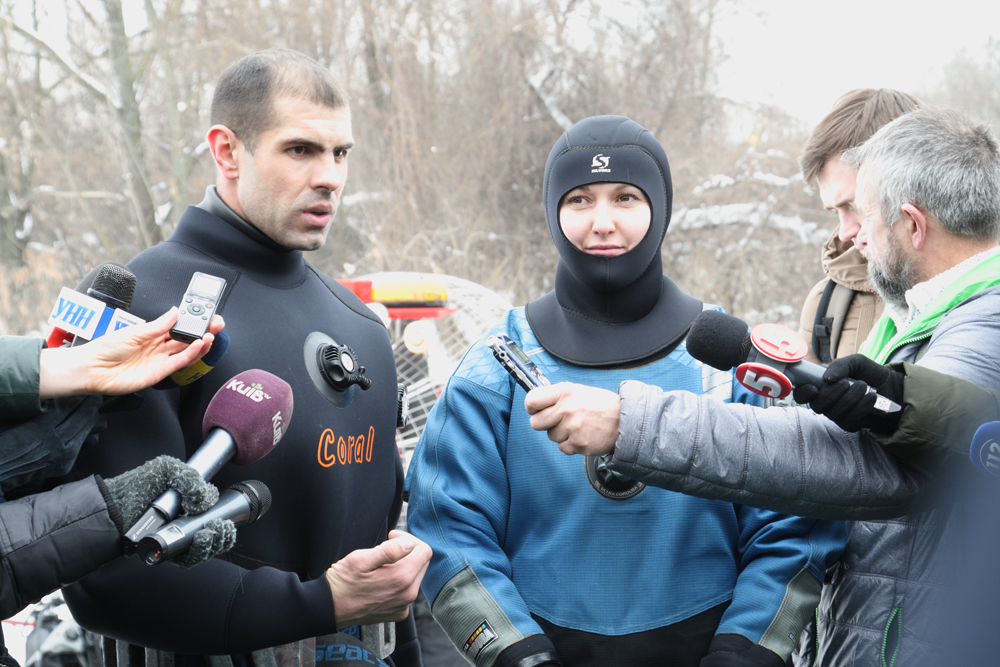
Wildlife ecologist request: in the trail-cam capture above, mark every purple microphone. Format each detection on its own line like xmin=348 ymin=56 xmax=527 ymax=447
xmin=125 ymin=369 xmax=293 ymax=542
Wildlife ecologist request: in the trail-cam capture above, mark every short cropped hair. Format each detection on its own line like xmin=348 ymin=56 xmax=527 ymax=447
xmin=210 ymin=48 xmax=349 ymax=153
xmin=800 ymin=89 xmax=922 ymax=183
xmin=845 ymin=107 xmax=1000 ymax=242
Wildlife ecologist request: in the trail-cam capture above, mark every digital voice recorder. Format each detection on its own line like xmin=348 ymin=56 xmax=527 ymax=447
xmin=486 ymin=333 xmax=645 ymax=501
xmin=170 ymin=272 xmax=226 ymax=343
xmin=486 ymin=334 xmax=551 ymax=391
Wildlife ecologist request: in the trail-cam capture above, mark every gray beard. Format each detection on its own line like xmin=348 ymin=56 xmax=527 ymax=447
xmin=867 ymin=232 xmax=920 ymax=313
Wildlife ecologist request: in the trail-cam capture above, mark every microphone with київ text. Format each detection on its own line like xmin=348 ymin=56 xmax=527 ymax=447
xmin=125 ymin=369 xmax=293 ymax=543
xmin=137 ymin=480 xmax=272 ymax=565
xmin=686 ymin=310 xmax=901 ymax=414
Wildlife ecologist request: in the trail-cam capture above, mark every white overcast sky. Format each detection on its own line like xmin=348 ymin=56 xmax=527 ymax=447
xmin=26 ymin=0 xmax=1000 ymax=132
xmin=713 ymin=0 xmax=1000 ymax=127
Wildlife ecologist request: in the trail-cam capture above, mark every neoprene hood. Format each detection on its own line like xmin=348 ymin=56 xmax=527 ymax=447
xmin=543 ymin=115 xmax=672 ymax=301
xmin=527 ymin=115 xmax=701 ymax=366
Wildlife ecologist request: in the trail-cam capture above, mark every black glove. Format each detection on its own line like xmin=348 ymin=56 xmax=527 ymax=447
xmin=792 ymin=353 xmax=903 ymax=433
xmin=101 ymin=455 xmax=236 ymax=567
xmin=495 ymin=635 xmax=562 ymax=667
xmin=700 ymin=634 xmax=785 ymax=667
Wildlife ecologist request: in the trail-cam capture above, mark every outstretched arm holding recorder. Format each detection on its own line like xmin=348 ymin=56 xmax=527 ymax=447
xmin=0 ymin=309 xmax=232 ymax=625
xmin=38 ymin=309 xmax=224 ymax=399
xmin=1 ymin=309 xmax=223 ymax=421
xmin=1 ymin=309 xmax=225 ymax=496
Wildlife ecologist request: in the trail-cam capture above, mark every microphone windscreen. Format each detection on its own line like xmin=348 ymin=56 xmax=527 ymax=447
xmin=154 ymin=328 xmax=230 ymax=389
xmin=75 ymin=264 xmax=107 ymax=292
xmin=970 ymin=421 xmax=1000 ymax=475
xmin=45 ymin=262 xmax=123 ymax=348
xmin=202 ymin=369 xmax=293 ymax=465
xmin=202 ymin=327 xmax=230 ymax=366
xmin=88 ymin=262 xmax=136 ymax=309
xmin=686 ymin=310 xmax=754 ymax=371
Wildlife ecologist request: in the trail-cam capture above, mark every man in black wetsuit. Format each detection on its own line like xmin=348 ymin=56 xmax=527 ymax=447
xmin=60 ymin=48 xmax=430 ymax=667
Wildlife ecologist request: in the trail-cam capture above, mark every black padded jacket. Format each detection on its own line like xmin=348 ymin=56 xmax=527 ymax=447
xmin=0 ymin=476 xmax=121 ymax=619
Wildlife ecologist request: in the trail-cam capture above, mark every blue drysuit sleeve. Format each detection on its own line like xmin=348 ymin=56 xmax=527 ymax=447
xmin=405 ymin=340 xmax=543 ymax=665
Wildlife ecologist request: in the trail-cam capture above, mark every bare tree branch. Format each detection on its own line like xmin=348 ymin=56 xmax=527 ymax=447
xmin=528 ymin=66 xmax=572 ymax=131
xmin=0 ymin=13 xmax=116 ymax=106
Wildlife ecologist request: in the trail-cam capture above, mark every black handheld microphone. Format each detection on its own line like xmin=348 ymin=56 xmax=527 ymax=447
xmin=686 ymin=310 xmax=901 ymax=414
xmin=137 ymin=480 xmax=271 ymax=565
xmin=71 ymin=263 xmax=138 ymax=346
xmin=125 ymin=369 xmax=293 ymax=542
xmin=45 ymin=262 xmax=122 ymax=348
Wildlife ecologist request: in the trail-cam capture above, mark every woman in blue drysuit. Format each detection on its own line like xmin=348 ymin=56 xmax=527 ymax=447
xmin=404 ymin=115 xmax=847 ymax=667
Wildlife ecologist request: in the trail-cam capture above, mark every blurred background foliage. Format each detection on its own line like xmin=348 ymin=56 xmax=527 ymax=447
xmin=0 ymin=0 xmax=993 ymax=335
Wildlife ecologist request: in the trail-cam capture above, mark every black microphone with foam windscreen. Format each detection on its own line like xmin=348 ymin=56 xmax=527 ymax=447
xmin=71 ymin=262 xmax=138 ymax=346
xmin=125 ymin=369 xmax=293 ymax=543
xmin=686 ymin=310 xmax=757 ymax=374
xmin=45 ymin=262 xmax=126 ymax=348
xmin=88 ymin=262 xmax=136 ymax=310
xmin=137 ymin=480 xmax=272 ymax=565
xmin=686 ymin=310 xmax=901 ymax=414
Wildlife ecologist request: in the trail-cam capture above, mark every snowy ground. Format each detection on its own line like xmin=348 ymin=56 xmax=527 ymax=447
xmin=1 ymin=593 xmax=71 ymax=665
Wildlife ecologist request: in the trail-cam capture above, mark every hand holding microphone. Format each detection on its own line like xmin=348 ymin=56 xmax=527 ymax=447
xmin=125 ymin=369 xmax=293 ymax=542
xmin=103 ymin=455 xmax=234 ymax=567
xmin=686 ymin=310 xmax=902 ymax=419
xmin=791 ymin=354 xmax=904 ymax=433
xmin=137 ymin=480 xmax=271 ymax=567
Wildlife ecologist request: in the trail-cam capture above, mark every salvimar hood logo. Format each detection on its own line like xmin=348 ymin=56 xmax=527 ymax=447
xmin=591 ymin=153 xmax=611 ymax=173
xmin=226 ymin=379 xmax=272 ymax=403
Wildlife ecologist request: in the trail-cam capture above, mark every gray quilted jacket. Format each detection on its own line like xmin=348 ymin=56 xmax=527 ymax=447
xmin=610 ymin=285 xmax=1000 ymax=666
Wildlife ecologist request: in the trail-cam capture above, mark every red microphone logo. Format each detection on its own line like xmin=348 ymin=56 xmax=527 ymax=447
xmin=734 ymin=323 xmax=807 ymax=399
xmin=735 ymin=363 xmax=793 ymax=399
xmin=750 ymin=323 xmax=808 ymax=363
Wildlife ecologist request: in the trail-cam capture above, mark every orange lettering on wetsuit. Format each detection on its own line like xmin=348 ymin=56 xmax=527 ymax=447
xmin=316 ymin=425 xmax=377 ymax=467
xmin=318 ymin=429 xmax=337 ymax=467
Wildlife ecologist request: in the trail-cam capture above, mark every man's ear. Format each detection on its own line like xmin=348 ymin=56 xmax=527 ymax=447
xmin=899 ymin=203 xmax=929 ymax=251
xmin=206 ymin=125 xmax=241 ymax=181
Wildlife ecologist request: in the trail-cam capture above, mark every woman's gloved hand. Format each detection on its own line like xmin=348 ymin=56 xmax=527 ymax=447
xmin=792 ymin=354 xmax=904 ymax=433
xmin=100 ymin=455 xmax=236 ymax=567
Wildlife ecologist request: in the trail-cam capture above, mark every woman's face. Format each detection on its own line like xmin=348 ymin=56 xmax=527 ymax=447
xmin=558 ymin=182 xmax=651 ymax=256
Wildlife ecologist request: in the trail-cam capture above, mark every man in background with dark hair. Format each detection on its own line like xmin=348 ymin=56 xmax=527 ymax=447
xmin=795 ymin=89 xmax=921 ymax=364
xmin=59 ymin=48 xmax=429 ymax=667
